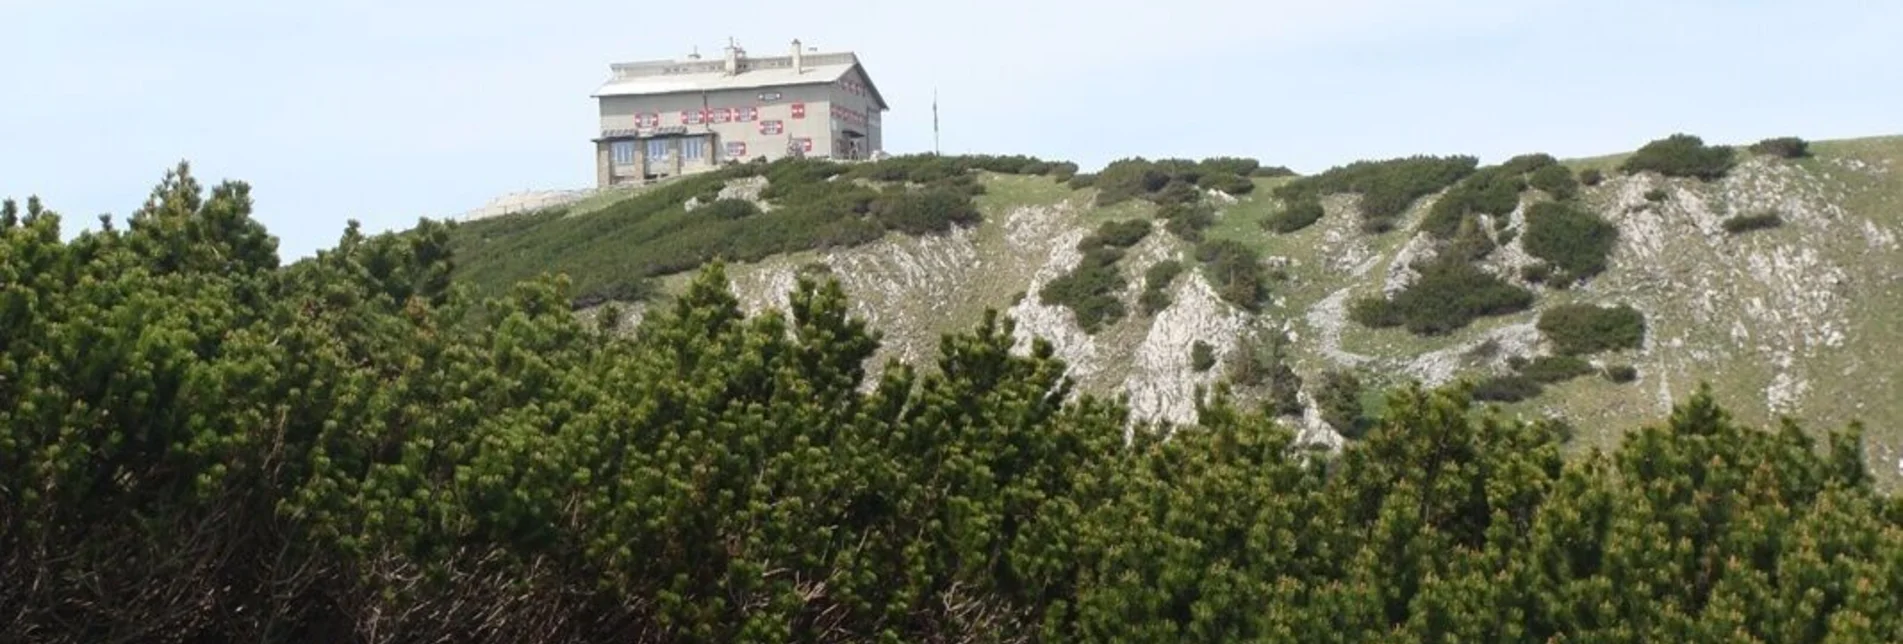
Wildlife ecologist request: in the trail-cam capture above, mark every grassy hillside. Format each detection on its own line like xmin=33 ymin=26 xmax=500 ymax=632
xmin=447 ymin=135 xmax=1903 ymax=486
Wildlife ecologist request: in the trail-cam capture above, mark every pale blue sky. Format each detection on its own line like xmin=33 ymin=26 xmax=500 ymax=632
xmin=3 ymin=1 xmax=1897 ymax=259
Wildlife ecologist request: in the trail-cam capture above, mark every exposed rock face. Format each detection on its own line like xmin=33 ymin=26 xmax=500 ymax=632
xmin=619 ymin=146 xmax=1903 ymax=484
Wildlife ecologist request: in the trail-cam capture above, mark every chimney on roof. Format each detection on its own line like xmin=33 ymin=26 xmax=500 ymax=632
xmin=724 ymin=38 xmax=743 ymax=75
xmin=791 ymin=39 xmax=804 ymax=74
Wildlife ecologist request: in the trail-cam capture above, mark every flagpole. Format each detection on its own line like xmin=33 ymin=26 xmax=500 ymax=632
xmin=932 ymin=88 xmax=940 ymax=156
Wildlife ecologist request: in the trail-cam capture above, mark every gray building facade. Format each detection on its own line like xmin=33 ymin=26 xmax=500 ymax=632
xmin=591 ymin=40 xmax=890 ymax=187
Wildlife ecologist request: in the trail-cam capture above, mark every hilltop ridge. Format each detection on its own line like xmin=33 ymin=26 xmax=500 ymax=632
xmin=445 ymin=134 xmax=1903 ymax=485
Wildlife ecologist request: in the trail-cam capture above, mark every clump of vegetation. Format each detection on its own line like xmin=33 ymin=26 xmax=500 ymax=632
xmin=1748 ymin=136 xmax=1811 ymax=159
xmin=1190 ymin=340 xmax=1217 ymax=372
xmin=1139 ymin=259 xmax=1183 ymax=315
xmin=1251 ymin=165 xmax=1299 ymax=178
xmin=1644 ymin=188 xmax=1669 ymax=203
xmin=1066 ymin=173 xmax=1097 ymax=189
xmin=1160 ymin=201 xmax=1217 ymax=242
xmin=1516 ymin=355 xmax=1595 ymax=384
xmin=1722 ymin=211 xmax=1784 ymax=234
xmin=847 ymin=153 xmax=1075 ymax=183
xmin=1350 ymin=259 xmax=1535 ymax=335
xmin=1194 ymin=239 xmax=1269 ymax=311
xmin=1521 ymin=262 xmax=1553 ymax=285
xmin=1264 ymin=198 xmax=1326 ymax=233
xmin=1091 ymin=157 xmax=1267 ymax=204
xmin=1040 ymin=247 xmax=1129 ymax=333
xmin=1605 ymin=364 xmax=1640 ymax=383
xmin=1529 ymin=164 xmax=1580 ymax=200
xmin=1620 ymin=133 xmax=1738 ymax=181
xmin=1522 ymin=201 xmax=1618 ymax=283
xmin=1579 ymin=167 xmax=1605 ymax=186
xmin=1228 ymin=330 xmax=1303 ymax=416
xmin=1315 ymin=369 xmax=1368 ymax=438
xmin=1472 ymin=374 xmax=1544 ymax=402
xmin=1079 ymin=219 xmax=1153 ymax=252
xmin=451 ymin=158 xmax=994 ymax=306
xmin=1538 ymin=303 xmax=1646 ymax=355
xmin=1273 ymin=155 xmax=1479 ymax=233
xmin=1421 ymin=165 xmax=1527 ymax=239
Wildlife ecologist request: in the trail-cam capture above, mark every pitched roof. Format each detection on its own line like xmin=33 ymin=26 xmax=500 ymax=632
xmin=592 ymin=50 xmax=890 ymax=110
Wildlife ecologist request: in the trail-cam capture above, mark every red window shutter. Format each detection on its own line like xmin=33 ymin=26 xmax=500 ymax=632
xmin=791 ymin=103 xmax=806 ymax=119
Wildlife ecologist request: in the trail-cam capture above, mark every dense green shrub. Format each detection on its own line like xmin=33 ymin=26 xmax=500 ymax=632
xmin=1273 ymin=155 xmax=1479 ymax=232
xmin=1094 ymin=159 xmax=1173 ymax=205
xmin=1195 ymin=239 xmax=1269 ymax=311
xmin=1140 ymin=259 xmax=1183 ymax=315
xmin=1529 ymin=164 xmax=1580 ymax=200
xmin=1198 ymin=156 xmax=1262 ymax=177
xmin=1521 ymin=262 xmax=1553 ymax=284
xmin=1160 ymin=201 xmax=1217 ymax=242
xmin=1046 ymin=161 xmax=1081 ymax=178
xmin=1538 ymin=303 xmax=1646 ymax=355
xmin=1445 ymin=215 xmax=1499 ymax=263
xmin=871 ymin=187 xmax=983 ymax=235
xmin=1644 ymin=188 xmax=1668 ymax=202
xmin=1579 ymin=168 xmax=1605 ymax=186
xmin=1516 ymin=355 xmax=1595 ymax=384
xmin=1191 ymin=340 xmax=1217 ymax=372
xmin=1620 ymin=133 xmax=1737 ymax=180
xmin=1749 ymin=136 xmax=1811 ymax=159
xmin=1605 ymin=364 xmax=1639 ymax=383
xmin=1316 ymin=370 xmax=1367 ymax=438
xmin=1523 ymin=201 xmax=1618 ymax=281
xmin=1422 ymin=166 xmax=1527 ymax=238
xmin=1039 ymin=248 xmax=1129 ymax=332
xmin=1149 ymin=180 xmax=1202 ymax=207
xmin=1067 ymin=173 xmax=1097 ymax=190
xmin=1472 ymin=374 xmax=1544 ymax=402
xmin=1352 ymin=259 xmax=1535 ymax=335
xmin=1722 ymin=211 xmax=1784 ymax=234
xmin=1197 ymin=171 xmax=1256 ymax=196
xmin=1080 ymin=219 xmax=1153 ymax=251
xmin=1500 ymin=153 xmax=1559 ymax=175
xmin=700 ymin=198 xmax=761 ymax=220
xmin=1265 ymin=197 xmax=1326 ymax=233
xmin=1228 ymin=331 xmax=1303 ymax=416
xmin=1251 ymin=165 xmax=1299 ymax=178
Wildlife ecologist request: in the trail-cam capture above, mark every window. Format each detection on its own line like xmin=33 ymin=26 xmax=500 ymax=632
xmin=647 ymin=139 xmax=668 ymax=160
xmin=681 ymin=137 xmax=706 ymax=161
xmin=735 ymin=107 xmax=758 ymax=122
xmin=725 ymin=141 xmax=747 ymax=158
xmin=760 ymin=120 xmax=783 ymax=135
xmin=758 ymin=91 xmax=782 ymax=101
xmin=610 ymin=140 xmax=636 ymax=165
xmin=682 ymin=110 xmax=704 ymax=125
xmin=790 ymin=102 xmax=806 ymax=119
xmin=709 ymin=108 xmax=732 ymax=124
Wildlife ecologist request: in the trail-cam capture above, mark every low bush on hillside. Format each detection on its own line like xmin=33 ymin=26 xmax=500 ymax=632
xmin=1529 ymin=164 xmax=1580 ymax=200
xmin=1251 ymin=165 xmax=1299 ymax=178
xmin=1265 ymin=198 xmax=1326 ymax=233
xmin=1445 ymin=216 xmax=1499 ymax=263
xmin=1039 ymin=247 xmax=1129 ymax=333
xmin=1538 ymin=303 xmax=1646 ymax=355
xmin=1500 ymin=153 xmax=1559 ymax=175
xmin=1421 ymin=166 xmax=1527 ymax=238
xmin=1579 ymin=168 xmax=1605 ymax=186
xmin=1350 ymin=259 xmax=1535 ymax=335
xmin=1273 ymin=155 xmax=1479 ymax=232
xmin=1199 ymin=156 xmax=1263 ymax=177
xmin=1197 ymin=171 xmax=1256 ymax=196
xmin=1139 ymin=259 xmax=1184 ymax=315
xmin=1080 ymin=219 xmax=1153 ymax=252
xmin=1067 ymin=173 xmax=1097 ymax=190
xmin=1722 ymin=211 xmax=1784 ymax=234
xmin=1315 ymin=369 xmax=1368 ymax=438
xmin=1523 ymin=201 xmax=1618 ymax=282
xmin=1644 ymin=188 xmax=1668 ymax=203
xmin=1605 ymin=364 xmax=1640 ymax=383
xmin=1516 ymin=355 xmax=1595 ymax=384
xmin=1472 ymin=374 xmax=1544 ymax=402
xmin=1160 ymin=201 xmax=1217 ymax=242
xmin=848 ymin=154 xmax=1074 ymax=184
xmin=1620 ymin=133 xmax=1737 ymax=181
xmin=1521 ymin=262 xmax=1553 ymax=285
xmin=1749 ymin=136 xmax=1811 ymax=159
xmin=1228 ymin=330 xmax=1304 ymax=416
xmin=447 ymin=157 xmax=998 ymax=307
xmin=1190 ymin=340 xmax=1217 ymax=372
xmin=700 ymin=198 xmax=761 ymax=220
xmin=1195 ymin=239 xmax=1269 ymax=311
